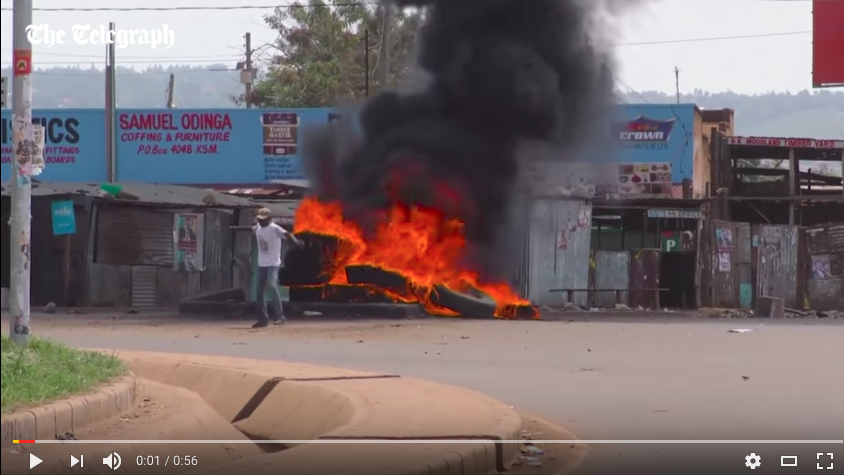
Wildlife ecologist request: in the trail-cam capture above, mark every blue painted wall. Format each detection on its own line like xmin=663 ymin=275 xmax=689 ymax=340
xmin=1 ymin=109 xmax=107 ymax=182
xmin=116 ymin=108 xmax=334 ymax=183
xmin=2 ymin=104 xmax=695 ymax=185
xmin=613 ymin=103 xmax=696 ymax=183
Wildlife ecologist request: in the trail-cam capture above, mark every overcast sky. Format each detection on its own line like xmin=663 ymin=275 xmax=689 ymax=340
xmin=0 ymin=0 xmax=840 ymax=95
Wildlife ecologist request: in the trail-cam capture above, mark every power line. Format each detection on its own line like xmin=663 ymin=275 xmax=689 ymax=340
xmin=0 ymin=49 xmax=243 ymax=60
xmin=0 ymin=29 xmax=820 ymax=65
xmin=0 ymin=3 xmax=371 ymax=12
xmin=0 ymin=0 xmax=826 ymax=11
xmin=0 ymin=68 xmax=236 ymax=76
xmin=607 ymin=30 xmax=811 ymax=47
xmin=0 ymin=58 xmax=239 ymax=65
xmin=0 ymin=28 xmax=816 ymax=66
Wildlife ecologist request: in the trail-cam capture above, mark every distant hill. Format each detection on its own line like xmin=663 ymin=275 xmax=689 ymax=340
xmin=2 ymin=65 xmax=843 ymax=138
xmin=0 ymin=65 xmax=241 ymax=109
xmin=625 ymin=89 xmax=844 ymax=138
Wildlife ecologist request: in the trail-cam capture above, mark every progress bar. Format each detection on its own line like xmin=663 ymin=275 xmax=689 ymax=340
xmin=14 ymin=440 xmax=844 ymax=444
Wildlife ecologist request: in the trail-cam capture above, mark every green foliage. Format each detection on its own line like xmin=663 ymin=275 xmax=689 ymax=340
xmin=247 ymin=0 xmax=421 ymax=108
xmin=1 ymin=335 xmax=126 ymax=413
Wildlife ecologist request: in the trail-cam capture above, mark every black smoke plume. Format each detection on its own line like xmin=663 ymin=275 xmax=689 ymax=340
xmin=302 ymin=0 xmax=616 ymax=279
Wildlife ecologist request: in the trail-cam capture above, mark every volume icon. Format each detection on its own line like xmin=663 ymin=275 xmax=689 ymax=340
xmin=102 ymin=452 xmax=121 ymax=470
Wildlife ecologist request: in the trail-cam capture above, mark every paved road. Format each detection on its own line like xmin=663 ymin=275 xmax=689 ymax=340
xmin=3 ymin=312 xmax=842 ymax=474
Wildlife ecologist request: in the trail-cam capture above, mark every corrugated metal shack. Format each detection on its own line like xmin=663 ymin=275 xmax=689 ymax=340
xmin=0 ymin=182 xmax=255 ymax=308
xmin=803 ymin=222 xmax=844 ymax=311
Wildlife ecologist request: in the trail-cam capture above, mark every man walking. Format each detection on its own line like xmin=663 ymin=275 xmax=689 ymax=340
xmin=252 ymin=208 xmax=303 ymax=328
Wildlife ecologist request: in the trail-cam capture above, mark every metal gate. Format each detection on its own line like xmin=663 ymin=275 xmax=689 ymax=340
xmin=593 ymin=250 xmax=629 ymax=307
xmin=705 ymin=220 xmax=752 ymax=308
xmin=131 ymin=265 xmax=158 ymax=307
xmin=754 ymin=224 xmax=800 ymax=308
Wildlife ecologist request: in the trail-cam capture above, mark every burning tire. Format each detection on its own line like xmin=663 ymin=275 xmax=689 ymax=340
xmin=282 ymin=232 xmax=342 ymax=286
xmin=289 ymin=284 xmax=395 ymax=304
xmin=431 ymin=285 xmax=497 ymax=319
xmin=345 ymin=265 xmax=413 ymax=298
xmin=499 ymin=303 xmax=540 ymax=320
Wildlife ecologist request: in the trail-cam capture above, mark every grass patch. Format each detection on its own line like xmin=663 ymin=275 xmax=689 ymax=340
xmin=1 ymin=335 xmax=126 ymax=413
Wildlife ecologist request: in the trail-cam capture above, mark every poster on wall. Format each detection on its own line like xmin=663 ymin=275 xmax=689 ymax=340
xmin=262 ymin=112 xmax=300 ymax=181
xmin=661 ymin=231 xmax=696 ymax=252
xmin=50 ymin=200 xmax=76 ymax=236
xmin=578 ymin=206 xmax=591 ymax=228
xmin=716 ymin=227 xmax=733 ymax=249
xmin=811 ymin=254 xmax=832 ymax=279
xmin=173 ymin=213 xmax=205 ymax=271
xmin=556 ymin=230 xmax=568 ymax=250
xmin=718 ymin=251 xmax=731 ymax=272
xmin=615 ymin=163 xmax=673 ymax=196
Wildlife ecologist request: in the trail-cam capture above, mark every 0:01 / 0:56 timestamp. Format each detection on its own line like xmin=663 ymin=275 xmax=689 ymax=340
xmin=136 ymin=455 xmax=198 ymax=466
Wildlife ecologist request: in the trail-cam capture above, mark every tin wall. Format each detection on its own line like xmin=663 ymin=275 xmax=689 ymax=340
xmin=754 ymin=224 xmax=800 ymax=308
xmin=593 ymin=250 xmax=629 ymax=307
xmin=629 ymin=249 xmax=661 ymax=309
xmin=88 ymin=205 xmax=236 ymax=307
xmin=526 ymin=198 xmax=592 ymax=307
xmin=735 ymin=223 xmax=753 ymax=309
xmin=804 ymin=222 xmax=844 ymax=310
xmin=705 ymin=220 xmax=741 ymax=307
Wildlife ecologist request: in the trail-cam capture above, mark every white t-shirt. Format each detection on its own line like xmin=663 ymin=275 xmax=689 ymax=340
xmin=253 ymin=223 xmax=290 ymax=267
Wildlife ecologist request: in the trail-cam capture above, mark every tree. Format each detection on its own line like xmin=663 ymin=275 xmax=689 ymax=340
xmin=245 ymin=0 xmax=422 ymax=108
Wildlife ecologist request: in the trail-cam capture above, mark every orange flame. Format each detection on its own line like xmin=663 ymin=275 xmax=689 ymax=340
xmin=293 ymin=197 xmax=536 ymax=318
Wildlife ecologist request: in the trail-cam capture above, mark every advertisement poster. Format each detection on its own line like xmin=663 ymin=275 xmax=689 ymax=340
xmin=610 ymin=105 xmax=695 ymax=184
xmin=661 ymin=230 xmax=696 ymax=252
xmin=578 ymin=206 xmax=591 ymax=227
xmin=718 ymin=251 xmax=731 ymax=272
xmin=556 ymin=230 xmax=568 ymax=250
xmin=50 ymin=200 xmax=76 ymax=235
xmin=608 ymin=162 xmax=673 ymax=197
xmin=716 ymin=227 xmax=734 ymax=249
xmin=4 ymin=105 xmax=691 ymax=186
xmin=812 ymin=0 xmax=844 ymax=86
xmin=173 ymin=213 xmax=204 ymax=271
xmin=115 ymin=109 xmax=333 ymax=183
xmin=0 ymin=109 xmax=106 ymax=182
xmin=811 ymin=254 xmax=832 ymax=279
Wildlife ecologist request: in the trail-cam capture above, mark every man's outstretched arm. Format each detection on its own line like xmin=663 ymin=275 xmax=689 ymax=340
xmin=275 ymin=224 xmax=304 ymax=247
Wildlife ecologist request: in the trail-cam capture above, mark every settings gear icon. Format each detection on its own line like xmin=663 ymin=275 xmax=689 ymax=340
xmin=745 ymin=453 xmax=762 ymax=469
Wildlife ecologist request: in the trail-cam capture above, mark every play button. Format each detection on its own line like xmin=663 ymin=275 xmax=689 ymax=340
xmin=70 ymin=455 xmax=79 ymax=467
xmin=30 ymin=453 xmax=42 ymax=469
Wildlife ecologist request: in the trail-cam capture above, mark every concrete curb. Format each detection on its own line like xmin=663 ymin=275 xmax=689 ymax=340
xmin=117 ymin=350 xmax=524 ymax=475
xmin=0 ymin=374 xmax=137 ymax=446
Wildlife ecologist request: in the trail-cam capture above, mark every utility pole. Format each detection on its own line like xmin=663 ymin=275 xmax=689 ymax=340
xmin=363 ymin=29 xmax=370 ymax=97
xmin=377 ymin=4 xmax=394 ymax=90
xmin=674 ymin=66 xmax=681 ymax=104
xmin=244 ymin=32 xmax=253 ymax=108
xmin=9 ymin=0 xmax=34 ymax=344
xmin=105 ymin=22 xmax=117 ymax=182
xmin=166 ymin=73 xmax=176 ymax=109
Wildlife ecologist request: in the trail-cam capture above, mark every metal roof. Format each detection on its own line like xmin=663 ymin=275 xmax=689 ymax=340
xmin=250 ymin=200 xmax=299 ymax=223
xmin=0 ymin=181 xmax=257 ymax=208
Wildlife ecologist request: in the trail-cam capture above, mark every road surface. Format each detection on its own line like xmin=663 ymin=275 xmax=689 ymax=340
xmin=3 ymin=311 xmax=841 ymax=474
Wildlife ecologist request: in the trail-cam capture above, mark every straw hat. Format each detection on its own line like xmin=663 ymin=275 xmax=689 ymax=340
xmin=256 ymin=208 xmax=272 ymax=219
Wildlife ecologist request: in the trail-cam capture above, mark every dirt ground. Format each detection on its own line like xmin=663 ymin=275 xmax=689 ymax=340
xmin=2 ymin=310 xmax=841 ymax=475
xmin=2 ymin=374 xmax=583 ymax=475
xmin=1 ymin=379 xmax=263 ymax=475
